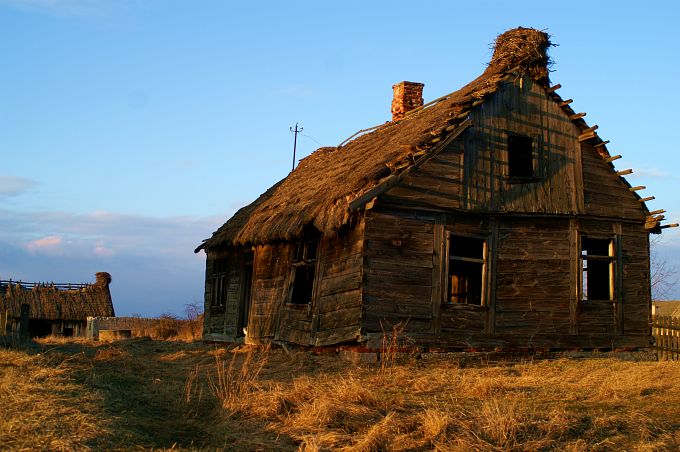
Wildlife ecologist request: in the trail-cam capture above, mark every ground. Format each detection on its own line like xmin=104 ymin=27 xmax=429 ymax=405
xmin=1 ymin=338 xmax=679 ymax=451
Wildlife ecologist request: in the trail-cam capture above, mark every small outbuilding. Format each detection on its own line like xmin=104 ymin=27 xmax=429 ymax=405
xmin=0 ymin=272 xmax=114 ymax=337
xmin=197 ymin=28 xmax=669 ymax=351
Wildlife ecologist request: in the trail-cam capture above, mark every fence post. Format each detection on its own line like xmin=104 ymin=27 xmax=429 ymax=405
xmin=19 ymin=303 xmax=30 ymax=341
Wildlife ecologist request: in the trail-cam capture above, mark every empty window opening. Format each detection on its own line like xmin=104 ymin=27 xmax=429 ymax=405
xmin=447 ymin=235 xmax=486 ymax=305
xmin=508 ymin=135 xmax=534 ymax=178
xmin=581 ymin=237 xmax=614 ymax=301
xmin=289 ymin=233 xmax=320 ymax=304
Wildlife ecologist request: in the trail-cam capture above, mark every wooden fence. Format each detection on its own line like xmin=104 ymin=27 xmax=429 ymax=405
xmin=652 ymin=315 xmax=680 ymax=360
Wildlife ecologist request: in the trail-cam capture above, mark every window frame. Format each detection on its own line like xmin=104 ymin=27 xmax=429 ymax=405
xmin=209 ymin=258 xmax=228 ymax=311
xmin=286 ymin=236 xmax=320 ymax=306
xmin=579 ymin=236 xmax=617 ymax=302
xmin=506 ymin=132 xmax=541 ymax=183
xmin=444 ymin=232 xmax=489 ymax=307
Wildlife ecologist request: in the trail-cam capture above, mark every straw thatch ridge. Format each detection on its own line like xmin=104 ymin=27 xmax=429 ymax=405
xmin=0 ymin=272 xmax=114 ymax=321
xmin=198 ymin=28 xmax=560 ymax=250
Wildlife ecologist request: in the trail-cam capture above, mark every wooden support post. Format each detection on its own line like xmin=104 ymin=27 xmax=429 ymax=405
xmin=547 ymin=84 xmax=561 ymax=93
xmin=604 ymin=155 xmax=621 ymax=163
xmin=629 ymin=186 xmax=646 ymax=192
xmin=616 ymin=169 xmax=633 ymax=176
xmin=570 ymin=112 xmax=586 ymax=120
xmin=19 ymin=303 xmax=29 ymax=341
xmin=639 ymin=196 xmax=655 ymax=203
xmin=559 ymin=99 xmax=573 ymax=107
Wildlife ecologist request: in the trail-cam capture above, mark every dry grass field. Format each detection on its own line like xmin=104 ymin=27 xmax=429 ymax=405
xmin=1 ymin=337 xmax=679 ymax=451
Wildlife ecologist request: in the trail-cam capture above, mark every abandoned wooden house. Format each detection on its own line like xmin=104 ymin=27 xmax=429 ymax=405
xmin=0 ymin=272 xmax=114 ymax=338
xmin=196 ymin=28 xmax=672 ymax=351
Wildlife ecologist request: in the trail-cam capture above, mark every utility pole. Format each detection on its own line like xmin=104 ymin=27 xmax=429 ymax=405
xmin=290 ymin=123 xmax=303 ymax=171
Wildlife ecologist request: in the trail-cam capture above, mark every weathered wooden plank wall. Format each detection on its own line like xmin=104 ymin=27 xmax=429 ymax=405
xmin=248 ymin=243 xmax=292 ymax=340
xmin=464 ymin=77 xmax=583 ymax=214
xmin=494 ymin=218 xmax=572 ymax=336
xmin=581 ymin=143 xmax=645 ymax=220
xmin=363 ymin=209 xmax=435 ymax=334
xmin=313 ymin=222 xmax=364 ymax=346
xmin=204 ymin=249 xmax=251 ymax=339
xmin=275 ymin=222 xmax=364 ymax=346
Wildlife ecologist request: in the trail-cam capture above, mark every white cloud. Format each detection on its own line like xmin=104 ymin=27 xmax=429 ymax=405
xmin=0 ymin=207 xmax=227 ymax=260
xmin=0 ymin=175 xmax=38 ymax=197
xmin=628 ymin=167 xmax=675 ymax=180
xmin=25 ymin=235 xmax=63 ymax=254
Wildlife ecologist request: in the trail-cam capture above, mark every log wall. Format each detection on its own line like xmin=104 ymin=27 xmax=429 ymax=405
xmin=362 ymin=209 xmax=436 ymax=334
xmin=362 ymin=205 xmax=651 ymax=350
xmin=248 ymin=243 xmax=292 ymax=340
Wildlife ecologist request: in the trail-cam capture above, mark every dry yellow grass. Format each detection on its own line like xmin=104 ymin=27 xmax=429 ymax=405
xmin=1 ymin=338 xmax=679 ymax=450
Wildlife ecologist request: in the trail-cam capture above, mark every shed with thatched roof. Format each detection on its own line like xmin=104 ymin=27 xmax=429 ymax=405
xmin=0 ymin=272 xmax=114 ymax=338
xmin=196 ymin=28 xmax=668 ymax=351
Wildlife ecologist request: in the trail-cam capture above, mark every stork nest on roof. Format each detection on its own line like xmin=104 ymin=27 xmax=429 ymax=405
xmin=487 ymin=27 xmax=553 ymax=84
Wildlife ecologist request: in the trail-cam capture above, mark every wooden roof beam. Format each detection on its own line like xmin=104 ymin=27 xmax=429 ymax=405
xmin=629 ymin=186 xmax=646 ymax=192
xmin=547 ymin=84 xmax=561 ymax=93
xmin=594 ymin=140 xmax=610 ymax=148
xmin=559 ymin=99 xmax=573 ymax=107
xmin=661 ymin=224 xmax=679 ymax=229
xmin=649 ymin=209 xmax=666 ymax=215
xmin=616 ymin=169 xmax=633 ymax=176
xmin=578 ymin=131 xmax=598 ymax=142
xmin=639 ymin=196 xmax=655 ymax=203
xmin=570 ymin=112 xmax=586 ymax=120
xmin=604 ymin=155 xmax=621 ymax=163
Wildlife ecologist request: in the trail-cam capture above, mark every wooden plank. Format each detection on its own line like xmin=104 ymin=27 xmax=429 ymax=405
xmin=432 ymin=220 xmax=444 ymax=334
xmin=363 ymin=283 xmax=432 ymax=302
xmin=318 ymin=305 xmax=361 ymax=330
xmin=320 ymin=253 xmax=362 ymax=278
xmin=318 ymin=271 xmax=362 ymax=297
xmin=317 ymin=289 xmax=362 ymax=313
xmin=314 ymin=324 xmax=361 ymax=346
xmin=569 ymin=219 xmax=579 ymax=335
xmin=364 ymin=266 xmax=432 ymax=286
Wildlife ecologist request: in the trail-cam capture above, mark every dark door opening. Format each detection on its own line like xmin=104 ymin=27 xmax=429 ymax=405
xmin=237 ymin=252 xmax=254 ymax=337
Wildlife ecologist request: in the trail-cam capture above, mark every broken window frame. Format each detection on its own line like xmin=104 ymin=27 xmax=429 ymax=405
xmin=444 ymin=233 xmax=488 ymax=306
xmin=506 ymin=132 xmax=540 ymax=182
xmin=209 ymin=258 xmax=228 ymax=311
xmin=287 ymin=234 xmax=320 ymax=306
xmin=580 ymin=236 xmax=616 ymax=302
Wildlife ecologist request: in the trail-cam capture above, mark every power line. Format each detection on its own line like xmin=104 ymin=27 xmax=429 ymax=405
xmin=299 ymin=132 xmax=323 ymax=147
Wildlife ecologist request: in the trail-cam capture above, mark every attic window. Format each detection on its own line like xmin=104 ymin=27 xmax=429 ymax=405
xmin=581 ymin=237 xmax=615 ymax=301
xmin=446 ymin=235 xmax=487 ymax=306
xmin=288 ymin=231 xmax=320 ymax=305
xmin=508 ymin=134 xmax=535 ymax=179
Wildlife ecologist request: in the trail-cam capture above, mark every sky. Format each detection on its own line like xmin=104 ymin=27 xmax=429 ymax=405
xmin=1 ymin=1 xmax=680 ymax=316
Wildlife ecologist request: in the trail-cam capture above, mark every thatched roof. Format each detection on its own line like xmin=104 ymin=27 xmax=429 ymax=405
xmin=0 ymin=272 xmax=114 ymax=321
xmin=197 ymin=27 xmax=630 ymax=250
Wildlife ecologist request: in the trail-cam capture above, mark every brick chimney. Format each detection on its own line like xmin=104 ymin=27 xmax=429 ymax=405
xmin=391 ymin=81 xmax=424 ymax=121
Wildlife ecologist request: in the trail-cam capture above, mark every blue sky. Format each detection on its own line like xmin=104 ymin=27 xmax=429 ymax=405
xmin=1 ymin=0 xmax=679 ymax=316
